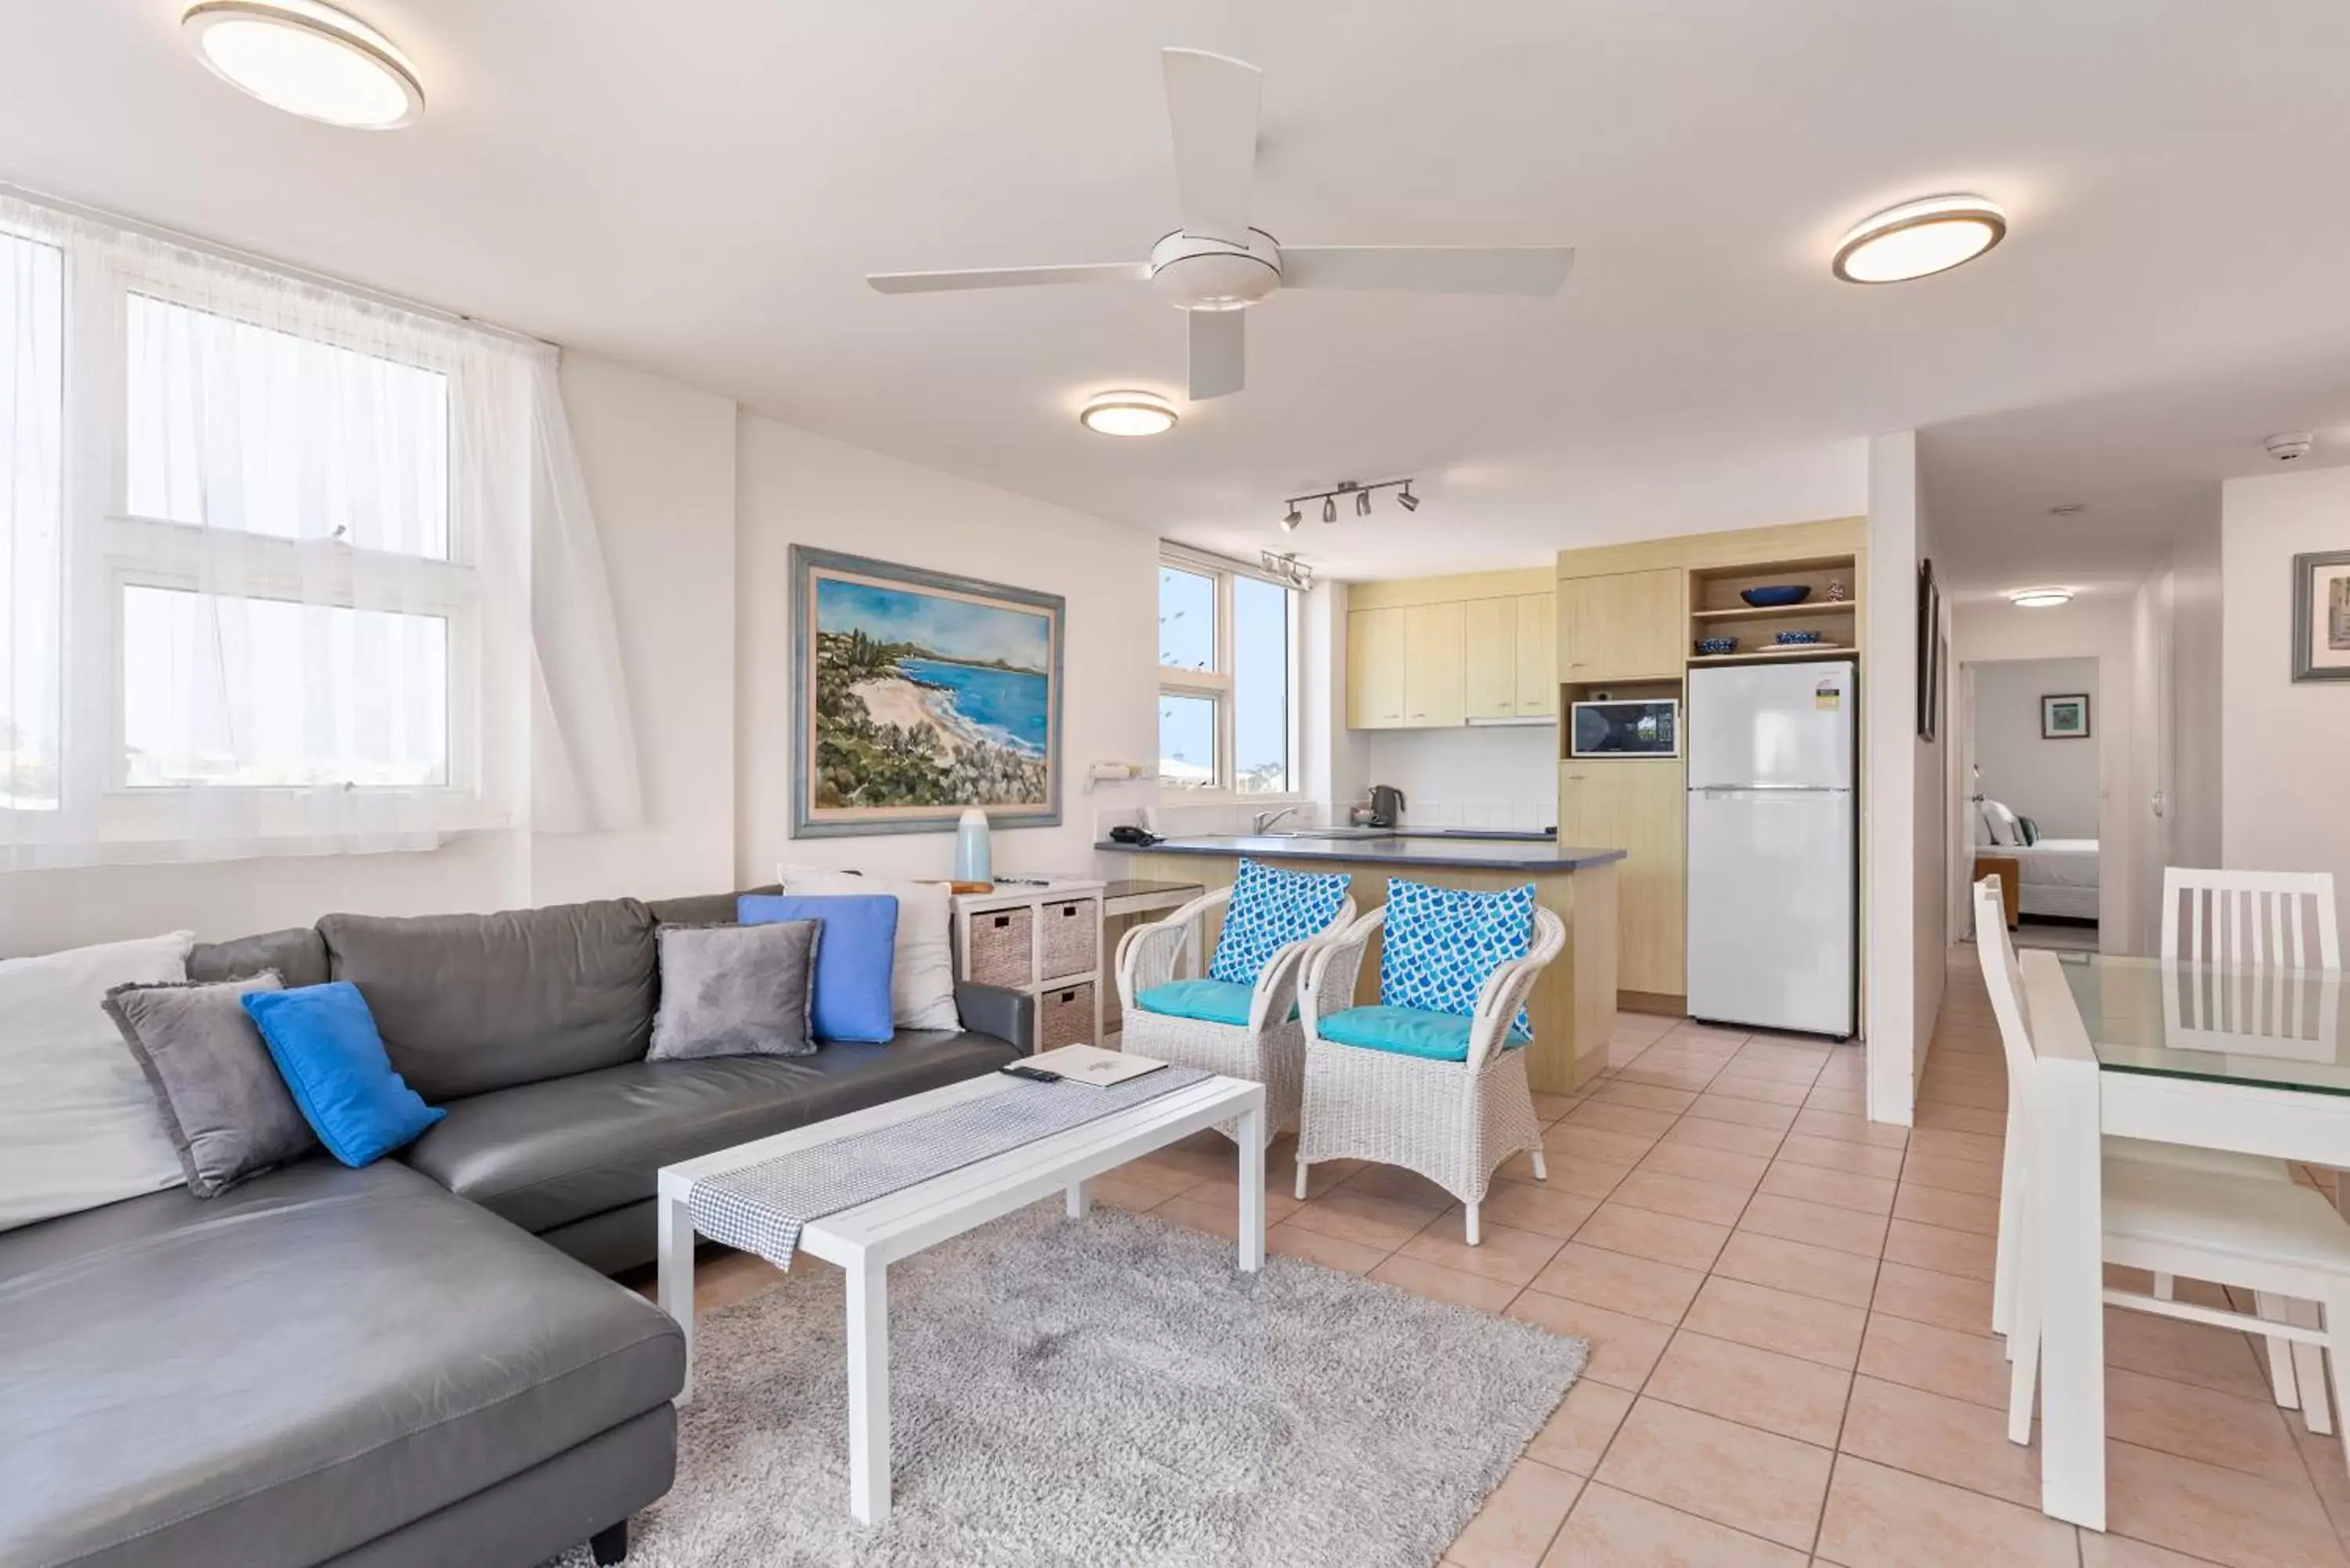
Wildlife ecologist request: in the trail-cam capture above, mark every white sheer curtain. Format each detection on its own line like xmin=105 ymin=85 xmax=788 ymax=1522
xmin=0 ymin=192 xmax=640 ymax=869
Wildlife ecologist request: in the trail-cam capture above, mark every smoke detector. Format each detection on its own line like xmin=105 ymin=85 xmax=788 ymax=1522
xmin=2266 ymin=431 xmax=2316 ymax=462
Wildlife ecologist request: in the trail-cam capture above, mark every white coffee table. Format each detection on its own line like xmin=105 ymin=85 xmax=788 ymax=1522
xmin=655 ymin=1069 xmax=1267 ymax=1526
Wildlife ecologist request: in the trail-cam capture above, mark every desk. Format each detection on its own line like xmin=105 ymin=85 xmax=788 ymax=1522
xmin=2025 ymin=949 xmax=2349 ymax=1528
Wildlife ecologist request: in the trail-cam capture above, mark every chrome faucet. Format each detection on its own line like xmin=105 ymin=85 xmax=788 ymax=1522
xmin=1252 ymin=804 xmax=1304 ymax=833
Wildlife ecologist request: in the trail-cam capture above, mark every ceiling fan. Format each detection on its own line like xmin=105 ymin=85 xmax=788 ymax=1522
xmin=866 ymin=47 xmax=1577 ymax=402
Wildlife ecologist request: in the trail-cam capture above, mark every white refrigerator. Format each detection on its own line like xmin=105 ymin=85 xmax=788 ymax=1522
xmin=1685 ymin=659 xmax=1857 ymax=1038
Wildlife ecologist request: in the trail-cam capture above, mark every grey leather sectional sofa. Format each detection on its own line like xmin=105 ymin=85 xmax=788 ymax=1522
xmin=2 ymin=889 xmax=1028 ymax=1568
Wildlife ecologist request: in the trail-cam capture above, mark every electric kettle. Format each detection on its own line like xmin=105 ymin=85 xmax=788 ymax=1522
xmin=1368 ymin=784 xmax=1406 ymax=827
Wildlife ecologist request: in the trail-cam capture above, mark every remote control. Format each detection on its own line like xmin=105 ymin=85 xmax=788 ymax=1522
xmin=1000 ymin=1064 xmax=1062 ymax=1083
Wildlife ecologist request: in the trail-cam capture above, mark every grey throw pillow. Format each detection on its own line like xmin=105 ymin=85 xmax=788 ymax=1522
xmin=101 ymin=971 xmax=315 ymax=1198
xmin=648 ymin=921 xmax=822 ymax=1061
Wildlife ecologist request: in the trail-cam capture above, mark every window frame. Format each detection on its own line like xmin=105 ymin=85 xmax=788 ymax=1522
xmin=1156 ymin=546 xmax=1301 ymax=800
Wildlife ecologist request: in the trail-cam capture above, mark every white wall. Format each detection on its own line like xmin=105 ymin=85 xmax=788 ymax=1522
xmin=2221 ymin=467 xmax=2350 ymax=893
xmin=733 ymin=414 xmax=1159 ymax=886
xmin=1345 ymin=725 xmax=1559 ymax=831
xmin=1972 ymin=658 xmax=2100 ymax=839
xmin=2169 ymin=514 xmax=2225 ymax=871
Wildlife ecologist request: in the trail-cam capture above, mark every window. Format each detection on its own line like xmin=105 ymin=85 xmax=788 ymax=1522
xmin=1157 ymin=550 xmax=1298 ymax=795
xmin=0 ymin=232 xmax=63 ymax=812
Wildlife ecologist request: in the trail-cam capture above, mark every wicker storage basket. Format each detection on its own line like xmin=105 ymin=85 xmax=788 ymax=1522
xmin=1038 ymin=898 xmax=1100 ymax=981
xmin=965 ymin=907 xmax=1033 ymax=988
xmin=1039 ymin=982 xmax=1095 ymax=1050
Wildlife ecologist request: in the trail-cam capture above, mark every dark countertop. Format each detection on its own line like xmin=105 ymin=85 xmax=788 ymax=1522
xmin=1097 ymin=834 xmax=1628 ymax=873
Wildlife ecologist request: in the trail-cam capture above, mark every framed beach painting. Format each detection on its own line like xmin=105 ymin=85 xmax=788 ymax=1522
xmin=790 ymin=547 xmax=1064 ymax=836
xmin=2292 ymin=550 xmax=2350 ymax=682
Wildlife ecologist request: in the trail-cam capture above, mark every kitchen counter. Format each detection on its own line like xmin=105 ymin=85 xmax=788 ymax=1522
xmin=1097 ymin=833 xmax=1625 ymax=873
xmin=1101 ymin=835 xmax=1622 ymax=1092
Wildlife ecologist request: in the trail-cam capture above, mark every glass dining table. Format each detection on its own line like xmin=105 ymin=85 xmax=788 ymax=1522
xmin=2022 ymin=949 xmax=2350 ymax=1530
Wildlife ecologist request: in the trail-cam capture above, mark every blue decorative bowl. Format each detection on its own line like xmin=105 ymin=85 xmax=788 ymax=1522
xmin=1774 ymin=629 xmax=1823 ymax=645
xmin=1741 ymin=585 xmax=1813 ymax=608
xmin=1695 ymin=637 xmax=1738 ymax=656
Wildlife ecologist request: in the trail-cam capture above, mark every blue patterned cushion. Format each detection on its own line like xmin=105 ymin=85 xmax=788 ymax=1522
xmin=1378 ymin=878 xmax=1535 ymax=1042
xmin=1207 ymin=858 xmax=1350 ymax=985
xmin=1136 ymin=979 xmax=1259 ymax=1028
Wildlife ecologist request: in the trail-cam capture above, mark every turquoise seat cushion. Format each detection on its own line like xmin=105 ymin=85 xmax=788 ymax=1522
xmin=1379 ymin=877 xmax=1536 ymax=1042
xmin=1136 ymin=979 xmax=1260 ymax=1028
xmin=1207 ymin=858 xmax=1351 ymax=986
xmin=1318 ymin=1006 xmax=1524 ymax=1062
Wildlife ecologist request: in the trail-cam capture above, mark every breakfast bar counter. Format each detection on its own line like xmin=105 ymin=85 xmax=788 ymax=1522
xmin=1099 ymin=834 xmax=1625 ymax=1091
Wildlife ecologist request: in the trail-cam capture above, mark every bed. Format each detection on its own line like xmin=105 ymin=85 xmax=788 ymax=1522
xmin=2010 ymin=837 xmax=2101 ymax=919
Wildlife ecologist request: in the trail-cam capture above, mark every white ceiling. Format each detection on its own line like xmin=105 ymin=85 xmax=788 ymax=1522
xmin=9 ymin=2 xmax=2350 ymax=580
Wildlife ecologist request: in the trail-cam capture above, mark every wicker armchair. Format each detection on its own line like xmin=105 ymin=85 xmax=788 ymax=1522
xmin=1114 ymin=886 xmax=1357 ymax=1148
xmin=1292 ymin=904 xmax=1564 ymax=1244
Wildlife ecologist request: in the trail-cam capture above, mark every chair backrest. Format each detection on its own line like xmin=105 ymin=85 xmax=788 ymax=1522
xmin=2161 ymin=867 xmax=2341 ymax=971
xmin=1973 ymin=876 xmax=2037 ymax=1090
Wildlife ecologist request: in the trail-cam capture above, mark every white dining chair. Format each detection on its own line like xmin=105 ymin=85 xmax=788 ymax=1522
xmin=2162 ymin=867 xmax=2341 ymax=972
xmin=1975 ymin=880 xmax=2314 ymax=1422
xmin=1980 ymin=883 xmax=2350 ymax=1474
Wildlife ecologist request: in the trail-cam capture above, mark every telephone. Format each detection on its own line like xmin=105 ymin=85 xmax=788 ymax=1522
xmin=1107 ymin=825 xmax=1163 ymax=847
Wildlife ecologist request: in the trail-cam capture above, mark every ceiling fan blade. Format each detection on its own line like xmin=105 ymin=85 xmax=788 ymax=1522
xmin=1280 ymin=245 xmax=1577 ymax=295
xmin=1188 ymin=309 xmax=1245 ymax=400
xmin=1162 ymin=48 xmax=1262 ymax=244
xmin=867 ymin=262 xmax=1149 ymax=294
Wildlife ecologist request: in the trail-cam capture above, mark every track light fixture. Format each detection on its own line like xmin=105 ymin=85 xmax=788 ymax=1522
xmin=1260 ymin=551 xmax=1314 ymax=590
xmin=1280 ymin=476 xmax=1420 ymax=532
xmin=1280 ymin=504 xmax=1302 ymax=532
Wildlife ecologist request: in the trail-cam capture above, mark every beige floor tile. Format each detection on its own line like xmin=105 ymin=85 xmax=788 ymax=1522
xmin=1790 ymin=1108 xmax=1914 ymax=1150
xmin=1736 ymin=1193 xmax=1889 ymax=1258
xmin=1705 ymin=1072 xmax=1817 ymax=1107
xmin=1591 ymin=1079 xmax=1701 ymax=1115
xmin=1265 ymin=1219 xmax=1389 ymax=1274
xmin=1612 ymin=1062 xmax=1724 ymax=1093
xmin=1285 ymin=1187 xmax=1448 ymax=1249
xmin=1151 ymin=1194 xmax=1243 ymax=1239
xmin=1338 ymin=1162 xmax=1460 ymax=1210
xmin=1710 ymin=1229 xmax=1881 ymax=1309
xmin=1475 ymin=1179 xmax=1603 ymax=1239
xmin=1530 ymin=1242 xmax=1708 ymax=1325
xmin=1907 ymin=1125 xmax=2005 ymax=1167
xmin=2102 ymin=1304 xmax=2276 ymax=1401
xmin=1607 ymin=1168 xmax=1755 ymax=1227
xmin=1090 ymin=1172 xmax=1176 ymax=1212
xmin=1554 ymin=1124 xmax=1667 ymax=1167
xmin=1759 ymin=1161 xmax=1898 ymax=1216
xmin=1368 ymin=1253 xmax=1525 ymax=1313
xmin=1659 ymin=1023 xmax=1751 ymax=1052
xmin=1814 ymin=1453 xmax=2079 ymax=1567
xmin=1682 ymin=1275 xmax=1867 ymax=1369
xmin=2104 ymin=1365 xmax=2308 ymax=1484
xmin=1448 ymin=1457 xmax=1585 ymax=1568
xmin=1880 ymin=1217 xmax=1998 ymax=1282
xmin=1593 ymin=1397 xmax=1833 ymax=1550
xmin=1400 ymin=1220 xmax=1566 ymax=1286
xmin=1645 ymin=1329 xmax=1853 ymax=1447
xmin=1513 ymin=1151 xmax=1634 ymax=1199
xmin=2106 ymin=1438 xmax=2350 ymax=1568
xmin=1507 ymin=1291 xmax=1677 ymax=1390
xmin=1542 ymin=1482 xmax=1807 ymax=1566
xmin=1637 ymin=1139 xmax=1771 ymax=1190
xmin=1526 ymin=1378 xmax=1637 ymax=1476
xmin=1531 ymin=1090 xmax=1583 ymax=1121
xmin=1869 ymin=1260 xmax=1995 ymax=1335
xmin=1836 ymin=1375 xmax=2041 ymax=1508
xmin=1660 ymin=1115 xmax=1788 ymax=1158
xmin=1102 ymin=1159 xmax=1207 ymax=1198
xmin=1856 ymin=1312 xmax=2012 ymax=1411
xmin=1913 ymin=1100 xmax=2009 ymax=1137
xmin=688 ymin=1249 xmax=783 ymax=1313
xmin=2078 ymin=1535 xmax=2237 ymax=1568
xmin=1566 ymin=1099 xmax=1685 ymax=1142
xmin=1774 ymin=1133 xmax=1909 ymax=1181
xmin=1891 ymin=1182 xmax=2001 ymax=1236
xmin=1914 ymin=1077 xmax=2006 ymax=1112
xmin=1177 ymin=1176 xmax=1303 ymax=1225
xmin=1898 ymin=1152 xmax=2005 ymax=1198
xmin=1805 ymin=1087 xmax=1870 ymax=1117
xmin=1574 ymin=1201 xmax=1733 ymax=1272
xmin=1685 ymin=1093 xmax=1802 ymax=1131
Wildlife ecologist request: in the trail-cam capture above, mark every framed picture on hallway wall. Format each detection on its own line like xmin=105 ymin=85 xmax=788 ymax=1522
xmin=2041 ymin=693 xmax=2092 ymax=738
xmin=790 ymin=547 xmax=1065 ymax=837
xmin=2292 ymin=550 xmax=2350 ymax=682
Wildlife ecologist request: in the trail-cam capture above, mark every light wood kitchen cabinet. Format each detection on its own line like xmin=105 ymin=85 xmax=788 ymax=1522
xmin=1558 ymin=569 xmax=1685 ymax=681
xmin=1401 ymin=601 xmax=1466 ymax=727
xmin=1560 ymin=758 xmax=1685 ymax=998
xmin=1346 ymin=606 xmax=1408 ymax=728
xmin=1513 ymin=592 xmax=1556 ymax=716
xmin=1463 ymin=596 xmax=1517 ymax=720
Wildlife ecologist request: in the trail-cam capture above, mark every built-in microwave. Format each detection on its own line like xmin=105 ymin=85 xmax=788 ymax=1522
xmin=1568 ymin=699 xmax=1680 ymax=758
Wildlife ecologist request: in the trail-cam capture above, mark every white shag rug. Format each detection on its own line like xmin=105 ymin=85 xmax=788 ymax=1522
xmin=555 ymin=1203 xmax=1585 ymax=1567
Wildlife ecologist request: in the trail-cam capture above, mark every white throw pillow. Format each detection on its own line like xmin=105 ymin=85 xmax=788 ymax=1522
xmin=1983 ymin=801 xmax=2022 ymax=847
xmin=0 ymin=931 xmax=197 ymax=1233
xmin=776 ymin=865 xmax=963 ymax=1032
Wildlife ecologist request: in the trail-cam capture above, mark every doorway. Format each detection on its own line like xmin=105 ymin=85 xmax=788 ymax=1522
xmin=1959 ymin=656 xmax=2105 ymax=953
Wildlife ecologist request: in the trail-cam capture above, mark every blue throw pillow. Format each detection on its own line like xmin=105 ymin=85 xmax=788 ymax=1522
xmin=241 ymin=983 xmax=444 ymax=1166
xmin=1379 ymin=879 xmax=1537 ymax=1041
xmin=1208 ymin=858 xmax=1351 ymax=986
xmin=738 ymin=894 xmax=898 ymax=1043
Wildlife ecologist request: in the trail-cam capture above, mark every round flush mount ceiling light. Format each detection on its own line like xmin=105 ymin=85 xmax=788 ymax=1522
xmin=2009 ymin=587 xmax=2075 ymax=609
xmin=1832 ymin=194 xmax=2007 ymax=284
xmin=183 ymin=1 xmax=424 ymax=129
xmin=1078 ymin=390 xmax=1177 ymax=437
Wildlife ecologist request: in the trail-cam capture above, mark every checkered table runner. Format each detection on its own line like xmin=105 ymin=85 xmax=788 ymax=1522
xmin=685 ymin=1067 xmax=1213 ymax=1269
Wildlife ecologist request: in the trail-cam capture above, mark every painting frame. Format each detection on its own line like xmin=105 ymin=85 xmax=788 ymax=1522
xmin=1917 ymin=557 xmax=1942 ymax=741
xmin=790 ymin=545 xmax=1065 ymax=838
xmin=2041 ymin=693 xmax=2092 ymax=739
xmin=2290 ymin=550 xmax=2350 ymax=683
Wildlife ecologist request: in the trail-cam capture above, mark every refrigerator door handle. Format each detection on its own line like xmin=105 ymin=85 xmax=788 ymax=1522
xmin=1690 ymin=783 xmax=1853 ymax=794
